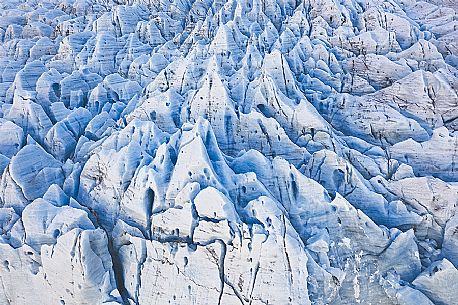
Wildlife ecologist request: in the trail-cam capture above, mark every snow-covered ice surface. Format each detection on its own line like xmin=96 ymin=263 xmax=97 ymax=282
xmin=0 ymin=0 xmax=458 ymax=304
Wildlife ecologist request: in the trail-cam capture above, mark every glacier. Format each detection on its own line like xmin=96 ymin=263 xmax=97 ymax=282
xmin=0 ymin=0 xmax=458 ymax=304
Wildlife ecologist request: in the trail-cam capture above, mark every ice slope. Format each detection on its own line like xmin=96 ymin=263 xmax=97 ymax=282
xmin=0 ymin=0 xmax=458 ymax=304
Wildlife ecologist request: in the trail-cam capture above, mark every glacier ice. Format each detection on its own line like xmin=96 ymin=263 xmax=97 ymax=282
xmin=0 ymin=0 xmax=458 ymax=304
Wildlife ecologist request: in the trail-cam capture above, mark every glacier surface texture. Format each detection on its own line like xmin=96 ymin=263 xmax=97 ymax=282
xmin=0 ymin=0 xmax=458 ymax=304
